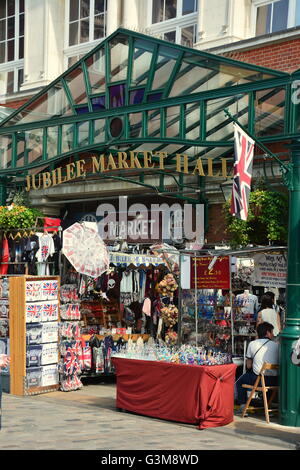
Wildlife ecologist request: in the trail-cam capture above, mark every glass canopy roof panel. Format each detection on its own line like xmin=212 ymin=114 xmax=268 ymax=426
xmin=0 ymin=28 xmax=289 ymax=137
xmin=64 ymin=66 xmax=88 ymax=105
xmin=1 ymin=81 xmax=74 ymax=126
xmin=85 ymin=48 xmax=106 ymax=94
xmin=0 ymin=134 xmax=12 ymax=169
xmin=255 ymin=88 xmax=286 ymax=137
xmin=206 ymin=94 xmax=249 ymax=142
xmin=169 ymin=52 xmax=283 ymax=98
xmin=151 ymin=45 xmax=179 ymax=91
xmin=109 ymin=34 xmax=129 ymax=83
xmin=131 ymin=39 xmax=155 ymax=87
xmin=0 ymin=106 xmax=15 ymax=123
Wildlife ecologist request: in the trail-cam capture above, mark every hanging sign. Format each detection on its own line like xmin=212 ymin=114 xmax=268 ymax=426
xmin=190 ymin=256 xmax=230 ymax=289
xmin=25 ymin=152 xmax=231 ymax=191
xmin=252 ymin=253 xmax=287 ymax=288
xmin=109 ymin=252 xmax=166 ymax=267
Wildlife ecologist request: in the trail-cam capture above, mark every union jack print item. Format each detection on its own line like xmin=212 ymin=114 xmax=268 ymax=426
xmin=41 ymin=301 xmax=59 ymax=322
xmin=78 ymin=346 xmax=92 ymax=370
xmin=41 ymin=281 xmax=58 ymax=300
xmin=26 ymin=303 xmax=42 ymax=323
xmin=230 ymin=123 xmax=255 ymax=221
xmin=26 ymin=282 xmax=42 ymax=302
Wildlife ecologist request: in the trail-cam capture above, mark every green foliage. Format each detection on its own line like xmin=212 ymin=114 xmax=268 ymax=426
xmin=0 ymin=205 xmax=44 ymax=230
xmin=224 ymin=189 xmax=288 ymax=248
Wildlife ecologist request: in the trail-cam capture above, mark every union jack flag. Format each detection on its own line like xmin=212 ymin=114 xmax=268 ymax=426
xmin=42 ymin=281 xmax=58 ymax=298
xmin=26 ymin=303 xmax=42 ymax=321
xmin=43 ymin=302 xmax=58 ymax=320
xmin=26 ymin=282 xmax=41 ymax=300
xmin=230 ymin=123 xmax=255 ymax=221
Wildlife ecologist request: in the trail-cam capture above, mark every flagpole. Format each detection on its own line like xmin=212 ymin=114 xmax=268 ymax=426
xmin=224 ymin=108 xmax=290 ymax=174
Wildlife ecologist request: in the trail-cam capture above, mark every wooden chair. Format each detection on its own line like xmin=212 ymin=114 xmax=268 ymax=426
xmin=242 ymin=362 xmax=279 ymax=423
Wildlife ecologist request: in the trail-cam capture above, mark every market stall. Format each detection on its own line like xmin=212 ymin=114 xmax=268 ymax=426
xmin=112 ymin=343 xmax=236 ymax=429
xmin=178 ymin=247 xmax=287 ymax=371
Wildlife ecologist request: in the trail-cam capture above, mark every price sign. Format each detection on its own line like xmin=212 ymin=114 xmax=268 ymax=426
xmin=190 ymin=256 xmax=230 ymax=289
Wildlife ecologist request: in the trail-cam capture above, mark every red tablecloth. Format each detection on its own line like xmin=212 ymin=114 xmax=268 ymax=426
xmin=112 ymin=358 xmax=237 ymax=430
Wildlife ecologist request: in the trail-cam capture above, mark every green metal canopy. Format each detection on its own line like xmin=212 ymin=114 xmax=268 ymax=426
xmin=0 ymin=28 xmax=294 ymax=180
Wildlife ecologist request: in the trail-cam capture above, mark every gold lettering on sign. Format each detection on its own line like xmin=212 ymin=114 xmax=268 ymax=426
xmin=192 ymin=157 xmax=205 ymax=176
xmin=32 ymin=174 xmax=42 ymax=190
xmin=66 ymin=162 xmax=76 ymax=181
xmin=221 ymin=158 xmax=230 ymax=178
xmin=155 ymin=151 xmax=167 ymax=170
xmin=76 ymin=159 xmax=86 ymax=178
xmin=207 ymin=158 xmax=220 ymax=177
xmin=43 ymin=172 xmax=52 ymax=189
xmin=26 ymin=175 xmax=31 ymax=191
xmin=143 ymin=151 xmax=155 ymax=169
xmin=92 ymin=154 xmax=105 ymax=173
xmin=51 ymin=169 xmax=58 ymax=186
xmin=56 ymin=167 xmax=67 ymax=185
xmin=176 ymin=154 xmax=189 ymax=174
xmin=130 ymin=151 xmax=142 ymax=169
xmin=106 ymin=153 xmax=117 ymax=171
xmin=24 ymin=150 xmax=233 ymax=191
xmin=118 ymin=152 xmax=129 ymax=169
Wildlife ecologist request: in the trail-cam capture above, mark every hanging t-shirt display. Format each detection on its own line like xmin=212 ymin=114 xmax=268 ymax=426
xmin=235 ymin=292 xmax=259 ymax=320
xmin=36 ymin=233 xmax=55 ymax=275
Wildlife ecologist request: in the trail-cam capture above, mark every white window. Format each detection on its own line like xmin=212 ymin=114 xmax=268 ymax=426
xmin=151 ymin=0 xmax=198 ymax=24
xmin=65 ymin=0 xmax=107 ymax=68
xmin=0 ymin=0 xmax=24 ymax=96
xmin=149 ymin=0 xmax=198 ymax=46
xmin=254 ymin=0 xmax=300 ymax=36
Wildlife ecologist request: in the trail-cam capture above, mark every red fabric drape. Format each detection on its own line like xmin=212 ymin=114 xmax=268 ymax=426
xmin=113 ymin=358 xmax=237 ymax=429
xmin=0 ymin=238 xmax=9 ymax=275
xmin=44 ymin=217 xmax=61 ymax=232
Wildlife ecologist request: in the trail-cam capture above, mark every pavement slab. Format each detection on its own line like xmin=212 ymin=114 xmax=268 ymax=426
xmin=0 ymin=381 xmax=299 ymax=451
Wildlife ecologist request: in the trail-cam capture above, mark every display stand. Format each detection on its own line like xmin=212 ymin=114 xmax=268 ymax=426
xmin=9 ymin=275 xmax=60 ymax=396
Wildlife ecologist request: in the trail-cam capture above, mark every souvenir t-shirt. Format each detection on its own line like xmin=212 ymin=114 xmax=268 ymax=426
xmin=236 ymin=292 xmax=259 ymax=317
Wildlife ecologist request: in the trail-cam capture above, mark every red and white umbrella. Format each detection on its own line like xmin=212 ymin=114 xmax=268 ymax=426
xmin=62 ymin=222 xmax=109 ymax=278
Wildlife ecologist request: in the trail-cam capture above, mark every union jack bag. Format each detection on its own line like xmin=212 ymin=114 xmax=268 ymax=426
xmin=78 ymin=345 xmax=92 ymax=371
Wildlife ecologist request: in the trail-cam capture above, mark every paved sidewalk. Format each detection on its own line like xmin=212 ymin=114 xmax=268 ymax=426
xmin=0 ymin=378 xmax=299 ymax=450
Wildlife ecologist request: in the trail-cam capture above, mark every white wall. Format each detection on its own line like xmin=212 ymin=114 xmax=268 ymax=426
xmin=195 ymin=0 xmax=252 ymax=50
xmin=21 ymin=0 xmax=65 ymax=91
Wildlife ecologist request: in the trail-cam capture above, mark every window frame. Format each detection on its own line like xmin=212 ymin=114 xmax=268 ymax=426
xmin=252 ymin=0 xmax=300 ymax=36
xmin=0 ymin=0 xmax=24 ymax=97
xmin=147 ymin=0 xmax=198 ymax=46
xmin=64 ymin=0 xmax=107 ymax=69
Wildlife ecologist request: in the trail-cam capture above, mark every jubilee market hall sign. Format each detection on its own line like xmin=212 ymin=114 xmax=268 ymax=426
xmin=25 ymin=151 xmax=232 ymax=191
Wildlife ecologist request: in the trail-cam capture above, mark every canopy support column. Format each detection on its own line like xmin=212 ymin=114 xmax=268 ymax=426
xmin=280 ymin=141 xmax=300 ymax=427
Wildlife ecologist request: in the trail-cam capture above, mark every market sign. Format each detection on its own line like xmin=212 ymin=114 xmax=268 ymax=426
xmin=25 ymin=152 xmax=231 ymax=191
xmin=109 ymin=252 xmax=166 ymax=267
xmin=251 ymin=253 xmax=287 ymax=288
xmin=190 ymin=256 xmax=231 ymax=289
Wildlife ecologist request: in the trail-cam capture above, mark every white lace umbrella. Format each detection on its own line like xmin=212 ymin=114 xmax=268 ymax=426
xmin=62 ymin=222 xmax=109 ymax=278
